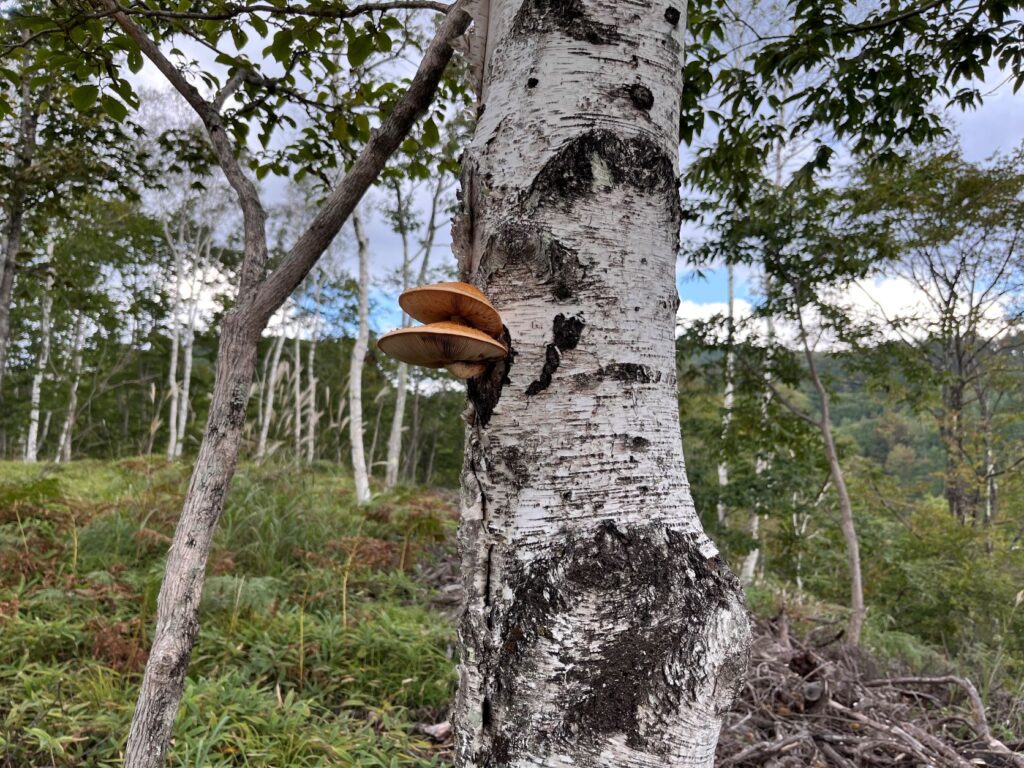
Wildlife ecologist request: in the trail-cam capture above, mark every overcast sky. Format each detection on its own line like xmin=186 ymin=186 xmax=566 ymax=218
xmin=130 ymin=34 xmax=1024 ymax=337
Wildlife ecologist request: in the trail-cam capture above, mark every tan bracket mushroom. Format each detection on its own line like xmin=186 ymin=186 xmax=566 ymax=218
xmin=377 ymin=282 xmax=507 ymax=379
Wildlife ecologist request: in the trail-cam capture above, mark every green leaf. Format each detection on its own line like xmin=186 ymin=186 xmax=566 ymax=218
xmin=127 ymin=47 xmax=144 ymax=73
xmin=70 ymin=84 xmax=99 ymax=112
xmin=347 ymin=34 xmax=374 ymax=68
xmin=101 ymin=94 xmax=129 ymax=122
xmin=422 ymin=118 xmax=440 ymax=147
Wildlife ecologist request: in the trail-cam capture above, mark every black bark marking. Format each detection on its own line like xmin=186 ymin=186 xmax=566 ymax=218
xmin=628 ymin=83 xmax=654 ymax=111
xmin=487 ymin=524 xmax=747 ymax=759
xmin=526 ymin=314 xmax=585 ymax=396
xmin=527 ymin=130 xmax=676 ymax=209
xmin=497 ymin=445 xmax=532 ymax=488
xmin=481 ymin=222 xmax=588 ymax=301
xmin=511 ymin=0 xmax=621 ymax=45
xmin=664 ymin=5 xmax=681 ymax=25
xmin=629 ymin=435 xmax=651 ymax=450
xmin=468 ymin=327 xmax=515 ymax=428
xmin=527 ymin=76 xmax=539 ymax=88
xmin=599 ymin=362 xmax=660 ymax=384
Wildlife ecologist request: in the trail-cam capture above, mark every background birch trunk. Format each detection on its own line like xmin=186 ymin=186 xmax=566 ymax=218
xmin=165 ymin=237 xmax=183 ymax=460
xmin=798 ymin=314 xmax=865 ymax=645
xmin=293 ymin=331 xmax=303 ymax=459
xmin=173 ymin=309 xmax=195 ymax=459
xmin=256 ymin=327 xmax=286 ymax=461
xmin=384 ymin=183 xmax=414 ymax=488
xmin=55 ymin=313 xmax=84 ymax=464
xmin=25 ymin=264 xmax=53 ymax=463
xmin=304 ymin=278 xmax=322 ymax=463
xmin=451 ymin=2 xmax=749 ymax=765
xmin=716 ymin=263 xmax=735 ymax=525
xmin=349 ymin=211 xmax=371 ymax=503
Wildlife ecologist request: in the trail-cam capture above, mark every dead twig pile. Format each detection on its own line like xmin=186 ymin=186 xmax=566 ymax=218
xmin=717 ymin=617 xmax=1023 ymax=767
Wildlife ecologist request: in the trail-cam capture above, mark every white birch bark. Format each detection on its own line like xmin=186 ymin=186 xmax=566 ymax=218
xmin=385 ymin=183 xmax=414 ymax=489
xmin=798 ymin=313 xmax=864 ymax=645
xmin=293 ymin=330 xmax=303 ymax=459
xmin=256 ymin=327 xmax=286 ymax=460
xmin=451 ymin=3 xmax=749 ymax=765
xmin=55 ymin=313 xmax=85 ymax=464
xmin=304 ymin=278 xmax=322 ymax=464
xmin=165 ymin=226 xmax=183 ymax=460
xmin=385 ymin=363 xmax=409 ymax=486
xmin=25 ymin=261 xmax=53 ymax=463
xmin=174 ymin=313 xmax=195 ymax=459
xmin=349 ymin=211 xmax=371 ymax=504
xmin=384 ymin=177 xmax=444 ymax=488
xmin=716 ymin=263 xmax=735 ymax=525
xmin=173 ymin=247 xmax=206 ymax=459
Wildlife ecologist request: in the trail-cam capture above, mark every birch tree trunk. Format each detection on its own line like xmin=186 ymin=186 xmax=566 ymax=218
xmin=293 ymin=331 xmax=303 ymax=459
xmin=385 ymin=183 xmax=414 ymax=488
xmin=174 ymin=319 xmax=194 ymax=459
xmin=256 ymin=329 xmax=286 ymax=460
xmin=451 ymin=3 xmax=749 ymax=765
xmin=55 ymin=313 xmax=85 ymax=464
xmin=716 ymin=263 xmax=735 ymax=525
xmin=384 ymin=363 xmax=408 ymax=486
xmin=165 ymin=238 xmax=183 ymax=460
xmin=349 ymin=211 xmax=371 ymax=503
xmin=25 ymin=264 xmax=53 ymax=463
xmin=304 ymin=279 xmax=322 ymax=464
xmin=799 ymin=315 xmax=864 ymax=645
xmin=740 ymin=286 xmax=775 ymax=586
xmin=384 ymin=177 xmax=444 ymax=488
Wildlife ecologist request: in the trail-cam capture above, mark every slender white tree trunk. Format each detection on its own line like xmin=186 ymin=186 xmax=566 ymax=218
xmin=55 ymin=313 xmax=84 ymax=464
xmin=256 ymin=328 xmax=286 ymax=460
xmin=292 ymin=330 xmax=303 ymax=459
xmin=174 ymin=324 xmax=194 ymax=459
xmin=451 ymin=3 xmax=749 ymax=765
xmin=799 ymin=314 xmax=864 ymax=645
xmin=716 ymin=263 xmax=735 ymax=525
xmin=166 ymin=238 xmax=183 ymax=460
xmin=25 ymin=263 xmax=53 ymax=463
xmin=349 ymin=211 xmax=371 ymax=503
xmin=384 ymin=177 xmax=445 ymax=488
xmin=384 ymin=363 xmax=408 ymax=486
xmin=305 ymin=334 xmax=318 ymax=463
xmin=304 ymin=279 xmax=322 ymax=464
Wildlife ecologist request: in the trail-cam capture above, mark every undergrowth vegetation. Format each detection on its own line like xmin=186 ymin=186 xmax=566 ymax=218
xmin=0 ymin=459 xmax=457 ymax=767
xmin=2 ymin=459 xmax=1021 ymax=765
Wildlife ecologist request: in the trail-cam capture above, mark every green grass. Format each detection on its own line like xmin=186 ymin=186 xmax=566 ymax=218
xmin=0 ymin=460 xmax=458 ymax=767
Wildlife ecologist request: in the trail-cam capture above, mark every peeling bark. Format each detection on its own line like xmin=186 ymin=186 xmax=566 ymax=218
xmin=451 ymin=2 xmax=749 ymax=765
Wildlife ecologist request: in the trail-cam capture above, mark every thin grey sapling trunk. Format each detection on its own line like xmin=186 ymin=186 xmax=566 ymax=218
xmin=109 ymin=5 xmax=473 ymax=765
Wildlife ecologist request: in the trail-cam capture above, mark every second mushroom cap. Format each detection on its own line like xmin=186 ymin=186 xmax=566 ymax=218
xmin=376 ymin=321 xmax=507 ymax=369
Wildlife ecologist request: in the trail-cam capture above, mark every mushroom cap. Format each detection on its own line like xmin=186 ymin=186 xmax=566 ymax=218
xmin=399 ymin=282 xmax=503 ymax=338
xmin=377 ymin=321 xmax=507 ymax=369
